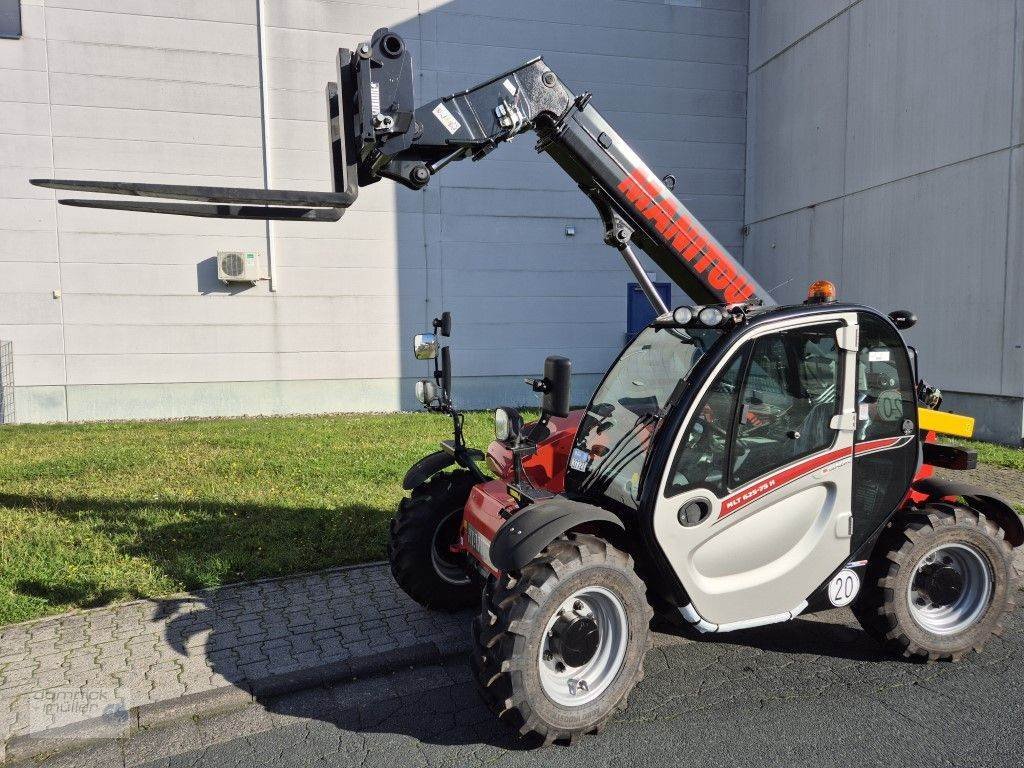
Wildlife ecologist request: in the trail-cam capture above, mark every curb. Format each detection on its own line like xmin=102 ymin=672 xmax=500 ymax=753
xmin=3 ymin=637 xmax=467 ymax=766
xmin=0 ymin=560 xmax=389 ymax=633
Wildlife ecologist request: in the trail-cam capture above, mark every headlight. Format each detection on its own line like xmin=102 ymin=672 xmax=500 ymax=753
xmin=494 ymin=407 xmax=523 ymax=442
xmin=672 ymin=306 xmax=694 ymax=325
xmin=698 ymin=306 xmax=725 ymax=327
xmin=494 ymin=408 xmax=510 ymax=441
xmin=415 ymin=379 xmax=436 ymax=405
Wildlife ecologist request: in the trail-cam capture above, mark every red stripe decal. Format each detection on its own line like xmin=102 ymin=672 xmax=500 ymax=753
xmin=719 ymin=446 xmax=853 ymax=521
xmin=853 ymin=436 xmax=913 ymax=456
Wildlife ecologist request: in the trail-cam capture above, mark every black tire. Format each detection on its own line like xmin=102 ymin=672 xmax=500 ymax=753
xmin=388 ymin=470 xmax=480 ymax=611
xmin=471 ymin=533 xmax=653 ymax=745
xmin=854 ymin=503 xmax=1020 ymax=661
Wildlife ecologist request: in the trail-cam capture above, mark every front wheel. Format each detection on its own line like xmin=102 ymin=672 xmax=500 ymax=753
xmin=854 ymin=503 xmax=1020 ymax=661
xmin=471 ymin=533 xmax=652 ymax=744
xmin=388 ymin=471 xmax=479 ymax=610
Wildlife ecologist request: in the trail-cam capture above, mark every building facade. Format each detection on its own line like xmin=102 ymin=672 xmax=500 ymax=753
xmin=0 ymin=0 xmax=1020 ymax=443
xmin=743 ymin=0 xmax=1023 ymax=444
xmin=0 ymin=0 xmax=746 ymax=423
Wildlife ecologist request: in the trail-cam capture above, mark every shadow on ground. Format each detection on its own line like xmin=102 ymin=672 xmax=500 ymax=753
xmin=653 ymin=613 xmax=899 ymax=664
xmin=0 ymin=491 xmax=389 ymax=610
xmin=12 ymin=579 xmax=127 ymax=610
xmin=151 ymin=604 xmax=903 ymax=753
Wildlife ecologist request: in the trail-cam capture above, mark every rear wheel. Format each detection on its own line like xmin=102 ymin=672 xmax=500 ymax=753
xmin=388 ymin=471 xmax=479 ymax=610
xmin=471 ymin=533 xmax=652 ymax=744
xmin=854 ymin=503 xmax=1019 ymax=661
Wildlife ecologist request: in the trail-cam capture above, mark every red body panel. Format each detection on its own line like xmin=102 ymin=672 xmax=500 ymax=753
xmin=907 ymin=430 xmax=941 ymax=505
xmin=462 ymin=480 xmax=516 ymax=575
xmin=484 ymin=411 xmax=583 ymax=491
xmin=462 ymin=410 xmax=583 ymax=572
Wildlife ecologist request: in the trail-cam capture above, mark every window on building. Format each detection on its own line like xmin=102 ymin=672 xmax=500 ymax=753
xmin=0 ymin=1 xmax=21 ymax=40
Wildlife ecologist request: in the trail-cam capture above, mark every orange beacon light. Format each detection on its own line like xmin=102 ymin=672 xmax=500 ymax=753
xmin=805 ymin=280 xmax=837 ymax=304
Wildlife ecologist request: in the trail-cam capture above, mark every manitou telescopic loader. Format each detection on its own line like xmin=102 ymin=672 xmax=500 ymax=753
xmin=34 ymin=28 xmax=1023 ymax=745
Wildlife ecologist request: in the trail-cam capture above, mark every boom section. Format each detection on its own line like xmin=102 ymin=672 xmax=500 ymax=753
xmin=350 ymin=30 xmax=770 ymax=306
xmin=32 ymin=27 xmax=771 ymax=307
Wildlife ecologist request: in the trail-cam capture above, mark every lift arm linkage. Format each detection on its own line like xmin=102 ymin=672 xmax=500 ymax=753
xmin=32 ymin=27 xmax=773 ymax=308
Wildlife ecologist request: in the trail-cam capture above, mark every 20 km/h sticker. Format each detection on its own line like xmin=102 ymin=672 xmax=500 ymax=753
xmin=829 ymin=569 xmax=861 ymax=607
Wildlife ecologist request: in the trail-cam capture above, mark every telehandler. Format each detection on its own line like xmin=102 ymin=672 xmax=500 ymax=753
xmin=34 ymin=28 xmax=1022 ymax=745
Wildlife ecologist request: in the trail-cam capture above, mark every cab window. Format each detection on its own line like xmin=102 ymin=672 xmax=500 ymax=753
xmin=569 ymin=325 xmax=724 ymax=510
xmin=666 ymin=353 xmax=744 ymax=496
xmin=730 ymin=324 xmax=842 ymax=488
xmin=856 ymin=314 xmax=917 ymax=440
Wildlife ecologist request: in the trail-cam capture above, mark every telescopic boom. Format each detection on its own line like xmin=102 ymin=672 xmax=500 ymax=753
xmin=33 ymin=28 xmax=772 ymax=310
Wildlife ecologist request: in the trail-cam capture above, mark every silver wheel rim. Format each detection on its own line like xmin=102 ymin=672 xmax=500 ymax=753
xmin=907 ymin=543 xmax=992 ymax=635
xmin=430 ymin=511 xmax=470 ymax=586
xmin=538 ymin=586 xmax=628 ymax=707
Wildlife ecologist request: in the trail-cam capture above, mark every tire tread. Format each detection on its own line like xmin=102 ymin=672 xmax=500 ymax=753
xmin=471 ymin=533 xmax=653 ymax=744
xmin=387 ymin=471 xmax=479 ymax=611
xmin=854 ymin=503 xmax=1019 ymax=661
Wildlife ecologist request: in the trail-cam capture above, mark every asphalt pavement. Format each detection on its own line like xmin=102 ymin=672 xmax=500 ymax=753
xmin=45 ymin=604 xmax=1024 ymax=768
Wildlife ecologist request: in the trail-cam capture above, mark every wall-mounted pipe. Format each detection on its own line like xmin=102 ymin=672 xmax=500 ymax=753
xmin=255 ymin=0 xmax=278 ymax=291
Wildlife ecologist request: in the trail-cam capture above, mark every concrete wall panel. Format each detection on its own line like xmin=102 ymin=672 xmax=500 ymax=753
xmin=1014 ymin=0 xmax=1024 ymax=146
xmin=0 ymin=324 xmax=64 ymax=355
xmin=45 ymin=0 xmax=256 ymax=25
xmin=0 ymin=101 xmax=50 ymax=135
xmin=1002 ymin=146 xmax=1024 ymax=397
xmin=745 ymin=12 xmax=848 ymax=222
xmin=749 ymin=0 xmax=853 ymax=70
xmin=422 ymin=42 xmax=747 ymax=93
xmin=840 ymin=152 xmax=1009 ymax=395
xmin=43 ymin=8 xmax=256 ymax=54
xmin=1 ymin=231 xmax=59 ymax=263
xmin=48 ymin=73 xmax=260 ymax=116
xmin=439 ymin=0 xmax=747 ymax=38
xmin=45 ymin=41 xmax=257 ymax=87
xmin=845 ymin=0 xmax=1016 ymax=193
xmin=0 ymin=68 xmax=48 ymax=103
xmin=0 ymin=35 xmax=44 ymax=69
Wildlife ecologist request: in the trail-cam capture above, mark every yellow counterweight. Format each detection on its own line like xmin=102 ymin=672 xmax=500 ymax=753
xmin=918 ymin=408 xmax=975 ymax=439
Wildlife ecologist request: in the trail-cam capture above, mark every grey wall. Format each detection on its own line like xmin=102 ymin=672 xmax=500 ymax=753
xmin=0 ymin=0 xmax=749 ymax=423
xmin=744 ymin=0 xmax=1024 ymax=443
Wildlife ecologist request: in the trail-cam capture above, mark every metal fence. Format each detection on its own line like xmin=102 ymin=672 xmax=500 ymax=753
xmin=0 ymin=340 xmax=14 ymax=424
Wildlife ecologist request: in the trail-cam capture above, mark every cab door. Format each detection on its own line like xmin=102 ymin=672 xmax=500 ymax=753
xmin=651 ymin=313 xmax=859 ymax=627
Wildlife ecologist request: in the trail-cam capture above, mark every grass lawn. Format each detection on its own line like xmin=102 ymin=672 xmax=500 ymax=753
xmin=1 ymin=413 xmax=1022 ymax=627
xmin=0 ymin=411 xmax=504 ymax=626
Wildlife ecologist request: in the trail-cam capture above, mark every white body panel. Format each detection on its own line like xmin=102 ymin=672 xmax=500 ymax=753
xmin=653 ymin=312 xmax=859 ymax=627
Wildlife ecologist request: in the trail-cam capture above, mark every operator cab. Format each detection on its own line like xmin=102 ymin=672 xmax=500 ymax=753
xmin=566 ymin=284 xmax=920 ymax=628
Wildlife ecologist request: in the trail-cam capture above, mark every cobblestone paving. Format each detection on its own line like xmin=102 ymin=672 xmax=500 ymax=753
xmin=2 ymin=465 xmax=1021 ymax=763
xmin=50 ymin=607 xmax=1024 ymax=768
xmin=936 ymin=465 xmax=1024 ymax=508
xmin=0 ymin=564 xmax=468 ymax=758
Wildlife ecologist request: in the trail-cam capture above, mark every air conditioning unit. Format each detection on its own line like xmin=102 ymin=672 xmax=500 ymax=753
xmin=217 ymin=251 xmax=263 ymax=284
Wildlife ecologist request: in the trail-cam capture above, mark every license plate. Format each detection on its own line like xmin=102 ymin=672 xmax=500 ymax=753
xmin=569 ymin=447 xmax=591 ymax=472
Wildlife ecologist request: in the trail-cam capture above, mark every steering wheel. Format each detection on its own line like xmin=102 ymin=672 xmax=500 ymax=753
xmin=698 ymin=404 xmax=730 ymax=438
xmin=682 ymin=407 xmax=729 ymax=460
